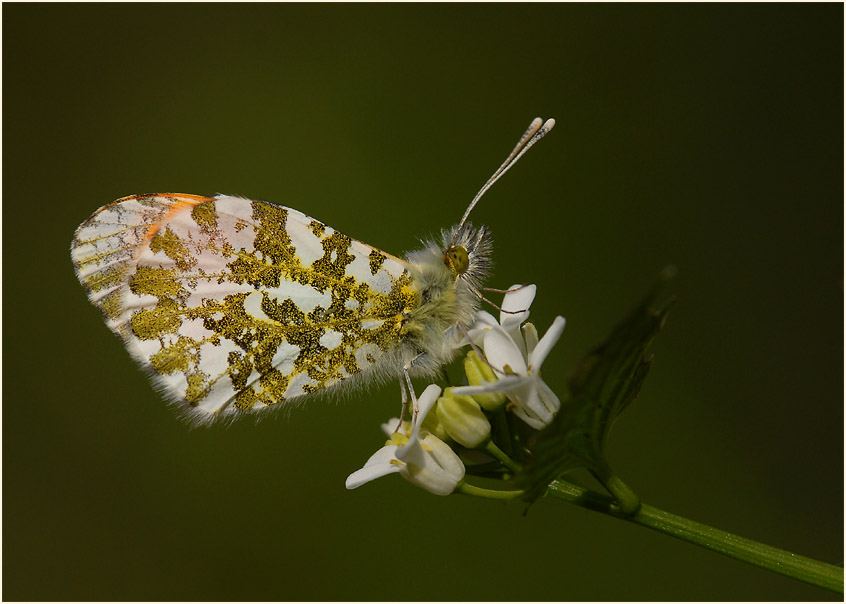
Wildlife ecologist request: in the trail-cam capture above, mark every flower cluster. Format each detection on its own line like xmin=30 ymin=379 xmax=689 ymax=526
xmin=347 ymin=285 xmax=566 ymax=496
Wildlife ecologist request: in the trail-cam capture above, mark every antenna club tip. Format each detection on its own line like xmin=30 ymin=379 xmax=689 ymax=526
xmin=543 ymin=118 xmax=556 ymax=131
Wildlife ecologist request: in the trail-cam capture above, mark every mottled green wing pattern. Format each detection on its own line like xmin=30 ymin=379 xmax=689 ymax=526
xmin=71 ymin=193 xmax=419 ymax=422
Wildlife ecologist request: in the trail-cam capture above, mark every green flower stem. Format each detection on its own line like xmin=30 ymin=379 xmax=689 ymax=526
xmin=483 ymin=439 xmax=522 ymax=473
xmin=456 ymin=482 xmax=524 ymax=501
xmin=602 ymin=474 xmax=641 ymax=515
xmin=546 ymin=479 xmax=843 ymax=593
xmin=594 ymin=463 xmax=641 ymax=516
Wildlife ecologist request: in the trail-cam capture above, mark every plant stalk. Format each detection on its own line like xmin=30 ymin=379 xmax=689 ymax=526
xmin=457 ymin=482 xmax=524 ymax=501
xmin=546 ymin=479 xmax=843 ymax=593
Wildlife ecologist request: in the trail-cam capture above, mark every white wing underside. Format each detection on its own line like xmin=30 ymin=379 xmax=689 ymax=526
xmin=72 ymin=193 xmax=417 ymax=421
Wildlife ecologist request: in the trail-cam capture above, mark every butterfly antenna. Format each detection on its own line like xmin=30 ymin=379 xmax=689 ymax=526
xmin=451 ymin=117 xmax=556 ymax=247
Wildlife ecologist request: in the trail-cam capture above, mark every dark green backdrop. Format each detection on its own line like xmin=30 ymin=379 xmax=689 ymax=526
xmin=3 ymin=3 xmax=842 ymax=601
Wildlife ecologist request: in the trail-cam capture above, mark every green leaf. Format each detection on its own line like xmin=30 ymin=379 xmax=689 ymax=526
xmin=516 ymin=267 xmax=676 ymax=503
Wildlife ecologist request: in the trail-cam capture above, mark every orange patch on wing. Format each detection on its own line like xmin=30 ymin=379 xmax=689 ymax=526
xmin=107 ymin=192 xmax=214 ymax=204
xmin=140 ymin=194 xmax=213 ymax=243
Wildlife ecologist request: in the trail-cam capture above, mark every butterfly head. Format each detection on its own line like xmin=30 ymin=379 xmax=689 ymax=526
xmin=441 ymin=222 xmax=492 ymax=289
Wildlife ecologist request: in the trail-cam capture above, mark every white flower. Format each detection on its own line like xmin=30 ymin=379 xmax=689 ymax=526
xmin=345 ymin=384 xmax=466 ymax=496
xmin=454 ymin=316 xmax=566 ymax=430
xmin=466 ymin=284 xmax=537 ymax=354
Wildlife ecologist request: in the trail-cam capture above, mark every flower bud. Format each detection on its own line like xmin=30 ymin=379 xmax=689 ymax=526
xmin=436 ymin=387 xmax=491 ymax=448
xmin=463 ymin=350 xmax=507 ymax=410
xmin=420 ymin=403 xmax=451 ymax=442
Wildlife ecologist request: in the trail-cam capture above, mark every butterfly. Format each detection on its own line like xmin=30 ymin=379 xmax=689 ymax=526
xmin=70 ymin=117 xmax=554 ymax=423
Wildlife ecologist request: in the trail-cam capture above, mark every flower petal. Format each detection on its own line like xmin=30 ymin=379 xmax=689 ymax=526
xmin=522 ymin=322 xmax=539 ymax=358
xmin=380 ymin=418 xmax=405 ymax=437
xmin=345 ymin=445 xmax=403 ymax=489
xmin=414 ymin=384 xmax=442 ymax=430
xmin=536 ymin=377 xmax=562 ymax=417
xmin=506 ymin=378 xmax=559 ymax=429
xmin=484 ymin=326 xmax=528 ymax=375
xmin=361 ymin=444 xmax=400 ymax=467
xmin=422 ymin=434 xmax=466 ymax=479
xmin=346 ymin=462 xmax=403 ymax=489
xmin=402 ymin=464 xmax=459 ymax=496
xmin=451 ymin=375 xmax=521 ymax=397
xmin=511 ymin=404 xmax=548 ymax=430
xmin=400 ymin=434 xmax=465 ymax=495
xmin=465 ymin=311 xmax=499 ymax=347
xmin=530 ymin=316 xmax=566 ymax=370
xmin=500 ymin=284 xmax=536 ymax=328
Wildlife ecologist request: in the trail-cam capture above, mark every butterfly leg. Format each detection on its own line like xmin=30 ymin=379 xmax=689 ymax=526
xmin=464 ymin=280 xmax=528 ymax=315
xmin=395 ymin=354 xmax=423 ymax=432
xmin=394 ymin=377 xmax=408 ymax=434
xmin=402 ymin=367 xmax=419 ymax=423
xmin=480 ymin=284 xmax=530 ymax=294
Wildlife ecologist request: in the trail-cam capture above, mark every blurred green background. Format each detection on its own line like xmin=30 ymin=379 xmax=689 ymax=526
xmin=3 ymin=3 xmax=842 ymax=601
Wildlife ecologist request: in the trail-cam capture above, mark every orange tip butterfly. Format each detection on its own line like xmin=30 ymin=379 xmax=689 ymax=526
xmin=71 ymin=117 xmax=555 ymax=423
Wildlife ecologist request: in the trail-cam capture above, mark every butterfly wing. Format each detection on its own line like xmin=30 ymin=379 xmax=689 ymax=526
xmin=71 ymin=193 xmax=418 ymax=422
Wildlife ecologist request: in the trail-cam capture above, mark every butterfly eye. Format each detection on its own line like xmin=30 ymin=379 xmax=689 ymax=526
xmin=444 ymin=245 xmax=470 ymax=275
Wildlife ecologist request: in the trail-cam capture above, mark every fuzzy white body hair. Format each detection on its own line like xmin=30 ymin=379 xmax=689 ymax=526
xmin=398 ymin=222 xmax=492 ymax=374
